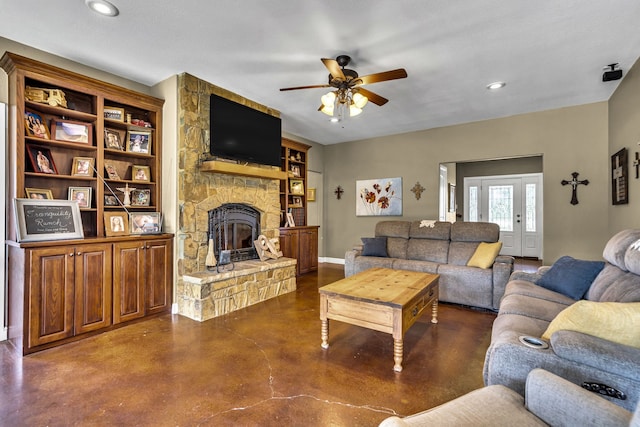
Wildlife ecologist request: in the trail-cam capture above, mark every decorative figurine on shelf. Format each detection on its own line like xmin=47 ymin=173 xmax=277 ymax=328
xmin=116 ymin=183 xmax=135 ymax=206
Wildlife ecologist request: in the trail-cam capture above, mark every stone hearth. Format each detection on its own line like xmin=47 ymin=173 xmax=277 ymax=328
xmin=176 ymin=73 xmax=295 ymax=321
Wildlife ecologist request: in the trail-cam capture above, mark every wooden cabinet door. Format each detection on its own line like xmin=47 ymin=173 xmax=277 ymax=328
xmin=28 ymin=247 xmax=75 ymax=348
xmin=113 ymin=241 xmax=145 ymax=324
xmin=279 ymin=229 xmax=299 ymax=260
xmin=298 ymin=228 xmax=318 ymax=274
xmin=145 ymin=238 xmax=173 ymax=315
xmin=74 ymin=243 xmax=112 ymax=334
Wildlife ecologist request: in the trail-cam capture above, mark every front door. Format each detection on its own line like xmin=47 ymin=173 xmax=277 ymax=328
xmin=464 ymin=173 xmax=542 ymax=258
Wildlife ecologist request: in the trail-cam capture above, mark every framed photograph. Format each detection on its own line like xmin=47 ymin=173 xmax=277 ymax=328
xmin=307 ymin=188 xmax=316 ymax=202
xmin=290 ymin=164 xmax=301 ymax=177
xmin=14 ymin=198 xmax=84 ymax=242
xmin=25 ymin=188 xmax=54 ymax=200
xmin=286 ymin=212 xmax=296 ymax=227
xmin=24 ymin=110 xmax=50 ymax=139
xmin=50 ymin=119 xmax=92 ymax=144
xmin=71 ymin=156 xmax=95 ymax=177
xmin=129 ymin=212 xmax=162 ymax=234
xmin=290 ymin=196 xmax=303 ymax=207
xmin=26 ymin=145 xmax=57 ymax=174
xmin=104 ymin=106 xmax=125 ymax=122
xmin=290 ymin=179 xmax=304 ymax=195
xmin=126 ymin=130 xmax=151 ymax=154
xmin=612 ymin=148 xmax=629 ymax=205
xmin=356 ymin=177 xmax=402 ymax=216
xmin=104 ymin=162 xmax=121 ymax=180
xmin=131 ymin=189 xmax=151 ymax=206
xmin=448 ymin=183 xmax=456 ymax=212
xmin=131 ymin=165 xmax=151 ymax=182
xmin=104 ymin=128 xmax=124 ymax=150
xmin=104 ymin=195 xmax=120 ymax=206
xmin=104 ymin=212 xmax=128 ymax=237
xmin=68 ymin=186 xmax=92 ymax=208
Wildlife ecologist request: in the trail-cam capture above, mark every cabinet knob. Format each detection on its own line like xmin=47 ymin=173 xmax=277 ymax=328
xmin=76 ymin=252 xmax=82 ymax=256
xmin=141 ymin=246 xmax=146 ymax=249
xmin=69 ymin=252 xmax=74 ymax=257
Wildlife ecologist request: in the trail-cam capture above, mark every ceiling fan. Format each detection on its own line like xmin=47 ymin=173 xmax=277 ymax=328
xmin=280 ymin=55 xmax=408 ymax=118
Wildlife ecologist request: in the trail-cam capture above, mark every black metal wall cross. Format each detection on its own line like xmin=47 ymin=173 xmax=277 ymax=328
xmin=561 ymin=172 xmax=589 ymax=205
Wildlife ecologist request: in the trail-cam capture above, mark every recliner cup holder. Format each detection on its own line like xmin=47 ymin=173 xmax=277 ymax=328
xmin=519 ymin=335 xmax=549 ymax=349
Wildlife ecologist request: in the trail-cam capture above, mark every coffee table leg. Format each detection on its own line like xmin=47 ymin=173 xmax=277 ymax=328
xmin=321 ymin=319 xmax=329 ymax=349
xmin=393 ymin=339 xmax=403 ymax=372
xmin=431 ymin=299 xmax=438 ymax=324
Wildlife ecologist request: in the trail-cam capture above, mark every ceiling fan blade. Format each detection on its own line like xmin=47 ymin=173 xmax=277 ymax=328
xmin=356 ymin=88 xmax=388 ymax=106
xmin=280 ymin=84 xmax=331 ymax=91
xmin=356 ymin=68 xmax=408 ymax=85
xmin=321 ymin=58 xmax=346 ymax=81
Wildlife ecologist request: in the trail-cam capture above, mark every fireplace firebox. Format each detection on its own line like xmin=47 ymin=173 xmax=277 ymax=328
xmin=208 ymin=203 xmax=260 ymax=263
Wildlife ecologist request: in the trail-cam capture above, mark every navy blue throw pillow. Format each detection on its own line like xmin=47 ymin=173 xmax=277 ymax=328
xmin=535 ymin=256 xmax=605 ymax=300
xmin=361 ymin=237 xmax=388 ymax=257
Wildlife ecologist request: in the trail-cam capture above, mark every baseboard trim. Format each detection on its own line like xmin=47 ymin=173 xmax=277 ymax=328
xmin=171 ymin=303 xmax=179 ymax=314
xmin=320 ymin=257 xmax=344 ymax=265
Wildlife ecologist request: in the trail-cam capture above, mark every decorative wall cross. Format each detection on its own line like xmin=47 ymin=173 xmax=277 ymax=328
xmin=334 ymin=185 xmax=344 ymax=200
xmin=561 ymin=172 xmax=589 ymax=205
xmin=410 ymin=182 xmax=425 ymax=200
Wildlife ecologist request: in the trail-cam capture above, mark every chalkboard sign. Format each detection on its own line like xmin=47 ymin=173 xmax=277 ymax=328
xmin=14 ymin=199 xmax=84 ymax=242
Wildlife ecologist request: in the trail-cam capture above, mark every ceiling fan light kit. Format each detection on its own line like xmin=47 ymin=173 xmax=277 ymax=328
xmin=280 ymin=54 xmax=407 ymax=121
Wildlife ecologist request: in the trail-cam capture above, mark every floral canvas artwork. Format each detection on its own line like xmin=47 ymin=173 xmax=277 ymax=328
xmin=356 ymin=177 xmax=402 ymax=216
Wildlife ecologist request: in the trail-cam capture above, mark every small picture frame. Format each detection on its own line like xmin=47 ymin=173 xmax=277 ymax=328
xmin=290 ymin=196 xmax=303 ymax=208
xmin=104 ymin=128 xmax=124 ymax=150
xmin=307 ymin=188 xmax=316 ymax=202
xmin=290 ymin=164 xmax=301 ymax=177
xmin=68 ymin=186 xmax=92 ymax=209
xmin=290 ymin=179 xmax=304 ymax=195
xmin=131 ymin=165 xmax=151 ymax=182
xmin=131 ymin=189 xmax=151 ymax=206
xmin=104 ymin=162 xmax=121 ymax=180
xmin=104 ymin=195 xmax=120 ymax=206
xmin=104 ymin=212 xmax=128 ymax=237
xmin=24 ymin=110 xmax=50 ymax=139
xmin=129 ymin=212 xmax=162 ymax=234
xmin=50 ymin=119 xmax=92 ymax=144
xmin=286 ymin=212 xmax=296 ymax=227
xmin=126 ymin=130 xmax=151 ymax=154
xmin=71 ymin=156 xmax=95 ymax=177
xmin=26 ymin=145 xmax=57 ymax=174
xmin=14 ymin=198 xmax=84 ymax=242
xmin=104 ymin=106 xmax=125 ymax=122
xmin=25 ymin=188 xmax=54 ymax=200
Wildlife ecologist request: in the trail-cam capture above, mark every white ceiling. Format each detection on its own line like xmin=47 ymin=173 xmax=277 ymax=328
xmin=2 ymin=1 xmax=640 ymax=145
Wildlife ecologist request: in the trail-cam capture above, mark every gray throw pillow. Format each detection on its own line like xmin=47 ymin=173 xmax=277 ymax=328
xmin=536 ymin=256 xmax=605 ymax=300
xmin=361 ymin=237 xmax=388 ymax=257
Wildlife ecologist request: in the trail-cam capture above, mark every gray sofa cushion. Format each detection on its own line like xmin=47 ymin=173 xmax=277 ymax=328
xmin=437 ymin=264 xmax=493 ymax=308
xmin=603 ymin=229 xmax=640 ymax=270
xmin=586 ymin=264 xmax=628 ymax=301
xmin=447 ymin=241 xmax=479 ymax=265
xmin=407 ymin=239 xmax=449 ymax=263
xmin=451 ymin=221 xmax=499 ymax=242
xmin=498 ymin=293 xmax=571 ymax=323
xmin=504 ymin=280 xmax=577 ymax=306
xmin=393 ymin=259 xmax=439 ymax=274
xmin=375 ymin=221 xmax=411 ymax=259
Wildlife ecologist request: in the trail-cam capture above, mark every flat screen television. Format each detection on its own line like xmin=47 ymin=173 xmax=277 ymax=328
xmin=210 ymin=94 xmax=282 ymax=167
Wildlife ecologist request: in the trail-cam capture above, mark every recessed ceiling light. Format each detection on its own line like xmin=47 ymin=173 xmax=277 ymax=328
xmin=85 ymin=0 xmax=119 ymax=17
xmin=487 ymin=81 xmax=506 ymax=90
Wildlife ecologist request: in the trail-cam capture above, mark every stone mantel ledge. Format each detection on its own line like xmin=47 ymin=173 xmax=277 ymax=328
xmin=183 ymin=257 xmax=297 ymax=284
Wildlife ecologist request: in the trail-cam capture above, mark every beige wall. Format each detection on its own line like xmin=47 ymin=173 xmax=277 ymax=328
xmin=324 ymin=102 xmax=610 ymax=264
xmin=609 ymin=57 xmax=640 ymax=233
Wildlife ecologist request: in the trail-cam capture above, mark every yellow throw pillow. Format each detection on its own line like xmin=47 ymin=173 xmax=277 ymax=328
xmin=467 ymin=242 xmax=503 ymax=269
xmin=542 ymin=301 xmax=640 ymax=348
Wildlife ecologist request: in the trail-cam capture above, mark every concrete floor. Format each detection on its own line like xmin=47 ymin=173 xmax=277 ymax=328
xmin=0 ymin=263 xmax=500 ymax=426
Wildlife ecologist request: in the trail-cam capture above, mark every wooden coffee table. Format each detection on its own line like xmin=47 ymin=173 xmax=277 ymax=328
xmin=319 ymin=268 xmax=439 ymax=372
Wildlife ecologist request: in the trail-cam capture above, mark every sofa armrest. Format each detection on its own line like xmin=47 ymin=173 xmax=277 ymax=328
xmin=344 ymin=245 xmax=364 ymax=277
xmin=491 ymin=255 xmax=515 ymax=310
xmin=551 ymin=330 xmax=640 ymax=380
xmin=525 ymin=369 xmax=632 ymax=426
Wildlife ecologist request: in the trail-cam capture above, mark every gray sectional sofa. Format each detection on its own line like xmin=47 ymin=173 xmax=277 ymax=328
xmin=484 ymin=229 xmax=640 ymax=412
xmin=344 ymin=220 xmax=514 ymax=310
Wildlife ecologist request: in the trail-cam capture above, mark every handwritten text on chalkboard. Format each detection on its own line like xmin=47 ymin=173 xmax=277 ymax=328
xmin=23 ymin=205 xmax=76 ymax=234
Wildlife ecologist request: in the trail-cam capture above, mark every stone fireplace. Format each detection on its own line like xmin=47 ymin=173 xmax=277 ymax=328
xmin=175 ymin=73 xmax=296 ymax=321
xmin=209 ymin=203 xmax=261 ymax=263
